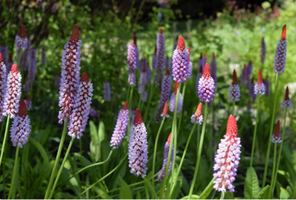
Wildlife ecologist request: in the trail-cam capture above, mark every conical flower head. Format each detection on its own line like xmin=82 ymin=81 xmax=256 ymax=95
xmin=29 ymin=49 xmax=36 ymax=82
xmin=213 ymin=115 xmax=241 ymax=193
xmin=198 ymin=63 xmax=215 ymax=102
xmin=103 ymin=81 xmax=111 ymax=102
xmin=254 ymin=69 xmax=265 ymax=95
xmin=132 ymin=34 xmax=140 ymax=70
xmin=10 ymin=100 xmax=31 ymax=148
xmin=128 ymin=72 xmax=137 ymax=86
xmin=152 ymin=45 xmax=158 ymax=70
xmin=172 ymin=36 xmax=190 ymax=83
xmin=158 ymin=133 xmax=174 ymax=181
xmin=261 ymin=37 xmax=266 ymax=64
xmin=111 ymin=101 xmax=129 ymax=148
xmin=241 ymin=64 xmax=248 ymax=86
xmin=154 ymin=29 xmax=165 ymax=87
xmin=127 ymin=42 xmax=137 ymax=72
xmin=58 ymin=25 xmax=82 ymax=124
xmin=169 ymin=81 xmax=183 ymax=113
xmin=229 ymin=70 xmax=240 ymax=102
xmin=128 ymin=108 xmax=148 ymax=178
xmin=191 ymin=102 xmax=203 ymax=124
xmin=271 ymin=120 xmax=282 ymax=143
xmin=0 ymin=53 xmax=7 ymax=121
xmin=15 ymin=26 xmax=28 ymax=50
xmin=3 ymin=64 xmax=22 ymax=118
xmin=161 ymin=101 xmax=169 ymax=118
xmin=282 ymin=86 xmax=292 ymax=109
xmin=68 ymin=72 xmax=93 ymax=139
xmin=274 ymin=25 xmax=287 ymax=74
xmin=156 ymin=70 xmax=171 ymax=123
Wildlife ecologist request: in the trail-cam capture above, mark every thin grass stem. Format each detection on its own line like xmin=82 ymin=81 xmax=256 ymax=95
xmin=250 ymin=96 xmax=261 ymax=167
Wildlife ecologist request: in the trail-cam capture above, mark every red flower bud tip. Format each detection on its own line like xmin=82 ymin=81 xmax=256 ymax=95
xmin=162 ymin=102 xmax=168 ymax=116
xmin=285 ymin=86 xmax=289 ymax=100
xmin=199 ymin=64 xmax=203 ymax=73
xmin=174 ymin=81 xmax=178 ymax=94
xmin=226 ymin=115 xmax=238 ymax=136
xmin=281 ymin=24 xmax=286 ymax=40
xmin=212 ymin=52 xmax=215 ymax=59
xmin=175 ymin=35 xmax=179 ymax=41
xmin=188 ymin=48 xmax=191 ymax=54
xmin=232 ymin=69 xmax=238 ymax=84
xmin=132 ymin=34 xmax=137 ymax=46
xmin=203 ymin=63 xmax=211 ymax=78
xmin=123 ymin=101 xmax=128 ymax=110
xmin=71 ymin=25 xmax=79 ymax=40
xmin=195 ymin=102 xmax=203 ymax=116
xmin=178 ymin=36 xmax=185 ymax=51
xmin=0 ymin=53 xmax=2 ymax=62
xmin=18 ymin=100 xmax=27 ymax=117
xmin=159 ymin=28 xmax=163 ymax=34
xmin=11 ymin=64 xmax=18 ymax=73
xmin=203 ymin=52 xmax=207 ymax=58
xmin=167 ymin=132 xmax=172 ymax=144
xmin=26 ymin=95 xmax=30 ymax=101
xmin=154 ymin=45 xmax=157 ymax=55
xmin=243 ymin=64 xmax=247 ymax=69
xmin=134 ymin=108 xmax=143 ymax=125
xmin=81 ymin=72 xmax=89 ymax=82
xmin=18 ymin=25 xmax=26 ymax=38
xmin=274 ymin=120 xmax=280 ymax=137
xmin=257 ymin=69 xmax=262 ymax=83
xmin=165 ymin=70 xmax=170 ymax=75
xmin=9 ymin=54 xmax=13 ymax=62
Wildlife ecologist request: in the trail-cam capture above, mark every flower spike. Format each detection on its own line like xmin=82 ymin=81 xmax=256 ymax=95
xmin=229 ymin=70 xmax=240 ymax=102
xmin=198 ymin=63 xmax=215 ymax=103
xmin=172 ymin=36 xmax=189 ymax=83
xmin=254 ymin=69 xmax=265 ymax=95
xmin=0 ymin=53 xmax=6 ymax=121
xmin=282 ymin=86 xmax=292 ymax=109
xmin=271 ymin=120 xmax=282 ymax=143
xmin=274 ymin=25 xmax=287 ymax=74
xmin=191 ymin=103 xmax=203 ymax=125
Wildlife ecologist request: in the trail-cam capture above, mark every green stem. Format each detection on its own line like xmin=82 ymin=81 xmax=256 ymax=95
xmin=177 ymin=82 xmax=186 ymax=135
xmin=138 ymin=92 xmax=142 ymax=109
xmin=127 ymin=86 xmax=134 ymax=136
xmin=269 ymin=143 xmax=277 ymax=198
xmin=262 ymin=74 xmax=279 ymax=187
xmin=126 ymin=85 xmax=131 ymax=102
xmin=232 ymin=101 xmax=235 ymax=115
xmin=152 ymin=117 xmax=166 ymax=193
xmin=220 ymin=192 xmax=225 ymax=200
xmin=8 ymin=146 xmax=19 ymax=199
xmin=44 ymin=121 xmax=68 ymax=199
xmin=272 ymin=108 xmax=287 ymax=197
xmin=0 ymin=115 xmax=10 ymax=168
xmin=48 ymin=137 xmax=75 ymax=199
xmin=170 ymin=123 xmax=197 ymax=196
xmin=293 ymin=182 xmax=296 ymax=199
xmin=197 ymin=124 xmax=200 ymax=156
xmin=188 ymin=103 xmax=208 ymax=199
xmin=80 ymin=154 xmax=127 ymax=196
xmin=250 ymin=96 xmax=261 ymax=167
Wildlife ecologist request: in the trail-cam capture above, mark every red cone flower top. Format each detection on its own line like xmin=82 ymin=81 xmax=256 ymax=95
xmin=178 ymin=36 xmax=185 ymax=51
xmin=81 ymin=72 xmax=89 ymax=82
xmin=203 ymin=63 xmax=211 ymax=79
xmin=134 ymin=108 xmax=143 ymax=125
xmin=18 ymin=26 xmax=26 ymax=38
xmin=0 ymin=53 xmax=2 ymax=62
xmin=274 ymin=120 xmax=280 ymax=137
xmin=285 ymin=86 xmax=290 ymax=100
xmin=71 ymin=25 xmax=79 ymax=40
xmin=162 ymin=102 xmax=168 ymax=116
xmin=281 ymin=25 xmax=286 ymax=40
xmin=123 ymin=101 xmax=128 ymax=110
xmin=232 ymin=70 xmax=238 ymax=84
xmin=173 ymin=81 xmax=178 ymax=94
xmin=226 ymin=115 xmax=238 ymax=137
xmin=159 ymin=28 xmax=163 ymax=34
xmin=257 ymin=69 xmax=262 ymax=83
xmin=167 ymin=133 xmax=172 ymax=144
xmin=195 ymin=102 xmax=203 ymax=116
xmin=165 ymin=70 xmax=170 ymax=76
xmin=133 ymin=34 xmax=137 ymax=46
xmin=11 ymin=64 xmax=18 ymax=73
xmin=18 ymin=100 xmax=27 ymax=117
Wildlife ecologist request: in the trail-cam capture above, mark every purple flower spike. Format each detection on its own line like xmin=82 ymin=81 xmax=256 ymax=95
xmin=138 ymin=66 xmax=147 ymax=94
xmin=128 ymin=72 xmax=137 ymax=86
xmin=210 ymin=53 xmax=217 ymax=84
xmin=169 ymin=81 xmax=183 ymax=113
xmin=191 ymin=103 xmax=203 ymax=125
xmin=25 ymin=95 xmax=32 ymax=110
xmin=172 ymin=36 xmax=189 ymax=83
xmin=271 ymin=120 xmax=282 ymax=143
xmin=229 ymin=70 xmax=240 ymax=102
xmin=158 ymin=133 xmax=174 ymax=181
xmin=3 ymin=64 xmax=22 ymax=118
xmin=165 ymin=56 xmax=172 ymax=72
xmin=0 ymin=54 xmax=6 ymax=121
xmin=196 ymin=64 xmax=203 ymax=95
xmin=58 ymin=25 xmax=81 ymax=124
xmin=282 ymin=86 xmax=292 ymax=109
xmin=15 ymin=26 xmax=28 ymax=51
xmin=0 ymin=46 xmax=8 ymax=64
xmin=154 ymin=29 xmax=165 ymax=87
xmin=274 ymin=25 xmax=287 ymax=74
xmin=213 ymin=115 xmax=241 ymax=193
xmin=156 ymin=70 xmax=171 ymax=123
xmin=198 ymin=63 xmax=215 ymax=103
xmin=104 ymin=81 xmax=111 ymax=102
xmin=111 ymin=101 xmax=129 ymax=149
xmin=68 ymin=73 xmax=93 ymax=139
xmin=141 ymin=58 xmax=151 ymax=84
xmin=241 ymin=64 xmax=248 ymax=86
xmin=42 ymin=47 xmax=46 ymax=65
xmin=89 ymin=107 xmax=98 ymax=117
xmin=20 ymin=37 xmax=30 ymax=70
xmin=152 ymin=45 xmax=158 ymax=71
xmin=128 ymin=109 xmax=148 ymax=178
xmin=10 ymin=100 xmax=31 ymax=148
xmin=132 ymin=35 xmax=139 ymax=70
xmin=127 ymin=42 xmax=137 ymax=72
xmin=254 ymin=69 xmax=265 ymax=95
xmin=29 ymin=49 xmax=36 ymax=82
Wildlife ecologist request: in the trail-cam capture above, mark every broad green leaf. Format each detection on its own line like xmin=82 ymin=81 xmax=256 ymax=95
xmin=181 ymin=194 xmax=200 ymax=199
xmin=136 ymin=191 xmax=141 ymax=199
xmin=92 ymin=186 xmax=111 ymax=199
xmin=89 ymin=120 xmax=100 ymax=161
xmin=54 ymin=192 xmax=76 ymax=199
xmin=244 ymin=167 xmax=259 ymax=199
xmin=119 ymin=177 xmax=133 ymax=199
xmin=255 ymin=185 xmax=270 ymax=199
xmin=29 ymin=137 xmax=49 ymax=165
xmin=280 ymin=187 xmax=290 ymax=199
xmin=98 ymin=121 xmax=106 ymax=143
xmin=143 ymin=177 xmax=157 ymax=198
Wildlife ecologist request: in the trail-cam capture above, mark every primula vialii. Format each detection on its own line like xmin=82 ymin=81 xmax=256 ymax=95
xmin=0 ymin=53 xmax=6 ymax=122
xmin=169 ymin=81 xmax=183 ymax=113
xmin=229 ymin=70 xmax=240 ymax=102
xmin=254 ymin=69 xmax=265 ymax=95
xmin=191 ymin=102 xmax=203 ymax=125
xmin=198 ymin=63 xmax=215 ymax=103
xmin=158 ymin=133 xmax=174 ymax=181
xmin=172 ymin=36 xmax=189 ymax=83
xmin=282 ymin=86 xmax=292 ymax=109
xmin=271 ymin=120 xmax=282 ymax=144
xmin=274 ymin=25 xmax=287 ymax=74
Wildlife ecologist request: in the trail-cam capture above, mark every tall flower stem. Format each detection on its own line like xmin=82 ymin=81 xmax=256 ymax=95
xmin=271 ymin=108 xmax=287 ymax=196
xmin=269 ymin=143 xmax=277 ymax=198
xmin=126 ymin=85 xmax=131 ymax=102
xmin=170 ymin=123 xmax=197 ymax=196
xmin=152 ymin=117 xmax=166 ymax=191
xmin=188 ymin=103 xmax=208 ymax=199
xmin=177 ymin=82 xmax=187 ymax=135
xmin=250 ymin=96 xmax=261 ymax=167
xmin=262 ymin=74 xmax=279 ymax=187
xmin=159 ymin=84 xmax=180 ymax=198
xmin=8 ymin=146 xmax=19 ymax=199
xmin=126 ymin=86 xmax=134 ymax=136
xmin=197 ymin=124 xmax=201 ymax=155
xmin=44 ymin=121 xmax=68 ymax=199
xmin=0 ymin=115 xmax=10 ymax=168
xmin=49 ymin=137 xmax=75 ymax=199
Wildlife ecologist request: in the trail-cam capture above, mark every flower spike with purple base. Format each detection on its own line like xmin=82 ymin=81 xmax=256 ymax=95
xmin=282 ymin=86 xmax=292 ymax=109
xmin=172 ymin=36 xmax=189 ymax=83
xmin=169 ymin=81 xmax=183 ymax=113
xmin=104 ymin=81 xmax=111 ymax=102
xmin=15 ymin=26 xmax=28 ymax=51
xmin=191 ymin=103 xmax=203 ymax=125
xmin=155 ymin=29 xmax=165 ymax=87
xmin=213 ymin=115 xmax=241 ymax=193
xmin=128 ymin=108 xmax=148 ymax=178
xmin=111 ymin=101 xmax=129 ymax=149
xmin=229 ymin=70 xmax=240 ymax=102
xmin=254 ymin=69 xmax=265 ymax=95
xmin=198 ymin=63 xmax=215 ymax=103
xmin=274 ymin=25 xmax=287 ymax=74
xmin=271 ymin=120 xmax=282 ymax=143
xmin=158 ymin=133 xmax=174 ymax=181
xmin=0 ymin=53 xmax=6 ymax=121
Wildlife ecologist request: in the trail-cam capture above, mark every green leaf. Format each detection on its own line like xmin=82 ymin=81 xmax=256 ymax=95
xmin=89 ymin=120 xmax=100 ymax=161
xmin=199 ymin=177 xmax=214 ymax=199
xmin=255 ymin=185 xmax=270 ymax=199
xmin=143 ymin=176 xmax=157 ymax=198
xmin=118 ymin=177 xmax=133 ymax=199
xmin=98 ymin=121 xmax=106 ymax=143
xmin=92 ymin=186 xmax=111 ymax=199
xmin=244 ymin=167 xmax=259 ymax=199
xmin=29 ymin=137 xmax=49 ymax=165
xmin=280 ymin=187 xmax=290 ymax=199
xmin=181 ymin=194 xmax=200 ymax=199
